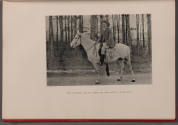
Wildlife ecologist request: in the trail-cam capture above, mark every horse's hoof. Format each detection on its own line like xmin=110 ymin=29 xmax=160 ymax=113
xmin=95 ymin=80 xmax=100 ymax=84
xmin=117 ymin=79 xmax=121 ymax=81
xmin=117 ymin=77 xmax=122 ymax=81
xmin=131 ymin=79 xmax=136 ymax=82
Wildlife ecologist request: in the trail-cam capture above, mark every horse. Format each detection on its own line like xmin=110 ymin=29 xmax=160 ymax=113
xmin=70 ymin=31 xmax=135 ymax=84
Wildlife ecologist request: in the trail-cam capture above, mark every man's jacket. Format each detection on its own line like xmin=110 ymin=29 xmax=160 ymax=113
xmin=99 ymin=28 xmax=116 ymax=48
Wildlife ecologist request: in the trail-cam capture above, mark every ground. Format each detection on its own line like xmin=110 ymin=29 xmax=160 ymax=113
xmin=47 ymin=69 xmax=152 ymax=86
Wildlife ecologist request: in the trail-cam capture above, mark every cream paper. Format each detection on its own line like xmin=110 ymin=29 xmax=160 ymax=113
xmin=2 ymin=0 xmax=175 ymax=119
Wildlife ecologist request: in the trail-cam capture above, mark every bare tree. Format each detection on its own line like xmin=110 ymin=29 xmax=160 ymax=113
xmin=122 ymin=15 xmax=126 ymax=44
xmin=97 ymin=15 xmax=101 ymax=39
xmin=117 ymin=15 xmax=120 ymax=43
xmin=49 ymin=16 xmax=54 ymax=57
xmin=136 ymin=14 xmax=140 ymax=55
xmin=142 ymin=14 xmax=145 ymax=48
xmin=90 ymin=15 xmax=98 ymax=40
xmin=56 ymin=16 xmax=59 ymax=49
xmin=71 ymin=16 xmax=73 ymax=40
xmin=59 ymin=16 xmax=63 ymax=43
xmin=67 ymin=16 xmax=70 ymax=43
xmin=112 ymin=15 xmax=116 ymax=41
xmin=65 ymin=16 xmax=68 ymax=43
xmin=125 ymin=15 xmax=128 ymax=45
xmin=147 ymin=14 xmax=152 ymax=56
xmin=126 ymin=15 xmax=132 ymax=46
xmin=74 ymin=16 xmax=77 ymax=36
xmin=100 ymin=15 xmax=104 ymax=34
xmin=105 ymin=15 xmax=109 ymax=22
xmin=95 ymin=16 xmax=99 ymax=40
xmin=79 ymin=15 xmax=83 ymax=33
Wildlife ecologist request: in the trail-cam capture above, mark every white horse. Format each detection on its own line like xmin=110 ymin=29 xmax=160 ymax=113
xmin=70 ymin=31 xmax=135 ymax=84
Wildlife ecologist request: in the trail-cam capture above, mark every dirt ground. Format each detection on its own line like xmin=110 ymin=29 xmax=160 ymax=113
xmin=47 ymin=69 xmax=152 ymax=86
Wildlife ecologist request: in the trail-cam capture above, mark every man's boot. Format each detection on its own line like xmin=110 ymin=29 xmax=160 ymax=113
xmin=100 ymin=54 xmax=105 ymax=66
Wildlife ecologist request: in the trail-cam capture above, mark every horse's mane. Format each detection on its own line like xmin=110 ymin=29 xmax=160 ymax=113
xmin=81 ymin=33 xmax=96 ymax=44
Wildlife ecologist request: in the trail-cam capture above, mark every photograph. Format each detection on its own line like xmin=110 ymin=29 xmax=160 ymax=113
xmin=46 ymin=14 xmax=152 ymax=86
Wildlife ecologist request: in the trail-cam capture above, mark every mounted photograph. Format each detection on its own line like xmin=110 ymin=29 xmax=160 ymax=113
xmin=2 ymin=0 xmax=175 ymax=121
xmin=46 ymin=14 xmax=152 ymax=86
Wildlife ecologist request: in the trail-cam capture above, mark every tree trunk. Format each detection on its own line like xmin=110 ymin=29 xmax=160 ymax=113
xmin=122 ymin=15 xmax=126 ymax=44
xmin=96 ymin=16 xmax=100 ymax=40
xmin=74 ymin=16 xmax=77 ymax=36
xmin=65 ymin=16 xmax=67 ymax=43
xmin=105 ymin=15 xmax=109 ymax=22
xmin=112 ymin=15 xmax=116 ymax=41
xmin=125 ymin=15 xmax=128 ymax=45
xmin=79 ymin=15 xmax=83 ymax=33
xmin=49 ymin=16 xmax=54 ymax=57
xmin=90 ymin=15 xmax=98 ymax=40
xmin=59 ymin=16 xmax=63 ymax=43
xmin=117 ymin=15 xmax=120 ymax=43
xmin=126 ymin=15 xmax=131 ymax=46
xmin=136 ymin=14 xmax=140 ymax=56
xmin=142 ymin=14 xmax=145 ymax=48
xmin=56 ymin=16 xmax=59 ymax=49
xmin=59 ymin=16 xmax=66 ymax=70
xmin=147 ymin=14 xmax=152 ymax=56
xmin=67 ymin=16 xmax=70 ymax=43
xmin=71 ymin=16 xmax=73 ymax=40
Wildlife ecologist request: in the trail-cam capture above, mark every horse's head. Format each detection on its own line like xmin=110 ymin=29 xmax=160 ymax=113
xmin=70 ymin=31 xmax=81 ymax=48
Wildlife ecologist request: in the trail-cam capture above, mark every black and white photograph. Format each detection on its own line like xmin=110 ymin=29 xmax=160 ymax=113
xmin=2 ymin=0 xmax=175 ymax=121
xmin=46 ymin=14 xmax=152 ymax=86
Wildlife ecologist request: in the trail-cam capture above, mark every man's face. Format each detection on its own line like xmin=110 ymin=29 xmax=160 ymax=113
xmin=102 ymin=23 xmax=107 ymax=31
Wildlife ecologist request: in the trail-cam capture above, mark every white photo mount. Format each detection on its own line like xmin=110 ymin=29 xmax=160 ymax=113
xmin=2 ymin=0 xmax=176 ymax=122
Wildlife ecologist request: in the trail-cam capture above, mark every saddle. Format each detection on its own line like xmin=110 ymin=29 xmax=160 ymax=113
xmin=98 ymin=43 xmax=116 ymax=63
xmin=105 ymin=47 xmax=116 ymax=62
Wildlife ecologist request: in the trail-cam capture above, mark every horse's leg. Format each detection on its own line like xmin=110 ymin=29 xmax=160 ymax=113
xmin=117 ymin=60 xmax=124 ymax=81
xmin=92 ymin=62 xmax=101 ymax=84
xmin=127 ymin=57 xmax=136 ymax=82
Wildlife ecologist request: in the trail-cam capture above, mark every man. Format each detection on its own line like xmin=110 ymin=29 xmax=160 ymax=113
xmin=98 ymin=20 xmax=115 ymax=65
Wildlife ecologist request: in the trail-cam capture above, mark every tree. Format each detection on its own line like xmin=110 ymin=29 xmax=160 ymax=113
xmin=79 ymin=15 xmax=83 ymax=33
xmin=125 ymin=15 xmax=132 ymax=47
xmin=112 ymin=15 xmax=116 ymax=41
xmin=90 ymin=15 xmax=98 ymax=40
xmin=95 ymin=16 xmax=98 ymax=40
xmin=147 ymin=14 xmax=152 ymax=56
xmin=117 ymin=15 xmax=120 ymax=43
xmin=56 ymin=16 xmax=59 ymax=50
xmin=71 ymin=16 xmax=73 ymax=40
xmin=74 ymin=16 xmax=77 ymax=36
xmin=59 ymin=16 xmax=63 ymax=43
xmin=142 ymin=14 xmax=145 ymax=48
xmin=49 ymin=16 xmax=54 ymax=57
xmin=122 ymin=15 xmax=126 ymax=44
xmin=65 ymin=16 xmax=68 ymax=43
xmin=67 ymin=16 xmax=70 ymax=43
xmin=97 ymin=15 xmax=101 ymax=39
xmin=105 ymin=15 xmax=109 ymax=22
xmin=136 ymin=14 xmax=140 ymax=55
xmin=125 ymin=15 xmax=128 ymax=44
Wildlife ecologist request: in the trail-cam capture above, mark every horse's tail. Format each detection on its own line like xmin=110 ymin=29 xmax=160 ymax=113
xmin=106 ymin=63 xmax=110 ymax=76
